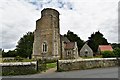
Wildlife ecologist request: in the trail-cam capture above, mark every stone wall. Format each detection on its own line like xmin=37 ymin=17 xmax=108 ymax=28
xmin=57 ymin=58 xmax=118 ymax=71
xmin=1 ymin=61 xmax=37 ymax=76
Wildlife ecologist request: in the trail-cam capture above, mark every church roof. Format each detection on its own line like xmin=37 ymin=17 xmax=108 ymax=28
xmin=60 ymin=35 xmax=70 ymax=42
xmin=64 ymin=42 xmax=75 ymax=49
xmin=80 ymin=43 xmax=93 ymax=52
xmin=98 ymin=45 xmax=113 ymax=51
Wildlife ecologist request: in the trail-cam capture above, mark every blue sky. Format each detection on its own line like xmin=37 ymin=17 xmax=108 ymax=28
xmin=0 ymin=0 xmax=119 ymax=51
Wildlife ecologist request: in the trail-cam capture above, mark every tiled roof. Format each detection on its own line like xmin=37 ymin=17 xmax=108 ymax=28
xmin=60 ymin=35 xmax=70 ymax=42
xmin=98 ymin=45 xmax=113 ymax=51
xmin=64 ymin=42 xmax=75 ymax=49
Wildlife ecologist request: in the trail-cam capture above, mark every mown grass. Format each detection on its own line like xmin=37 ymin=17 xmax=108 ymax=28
xmin=2 ymin=59 xmax=33 ymax=62
xmin=81 ymin=55 xmax=102 ymax=59
xmin=0 ymin=58 xmax=2 ymax=63
xmin=46 ymin=62 xmax=57 ymax=69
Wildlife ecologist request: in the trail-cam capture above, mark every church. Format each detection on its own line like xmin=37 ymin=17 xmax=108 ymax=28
xmin=32 ymin=8 xmax=78 ymax=60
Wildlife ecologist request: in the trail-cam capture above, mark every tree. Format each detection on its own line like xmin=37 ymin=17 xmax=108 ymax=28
xmin=111 ymin=43 xmax=120 ymax=49
xmin=2 ymin=50 xmax=17 ymax=57
xmin=16 ymin=32 xmax=34 ymax=59
xmin=64 ymin=30 xmax=84 ymax=51
xmin=1 ymin=49 xmax=7 ymax=57
xmin=87 ymin=31 xmax=109 ymax=53
xmin=113 ymin=48 xmax=120 ymax=57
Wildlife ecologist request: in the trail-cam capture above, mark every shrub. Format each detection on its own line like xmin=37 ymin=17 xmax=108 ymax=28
xmin=101 ymin=51 xmax=115 ymax=58
xmin=46 ymin=59 xmax=57 ymax=63
xmin=37 ymin=59 xmax=47 ymax=72
xmin=113 ymin=48 xmax=120 ymax=57
xmin=14 ymin=56 xmax=23 ymax=61
xmin=36 ymin=59 xmax=57 ymax=72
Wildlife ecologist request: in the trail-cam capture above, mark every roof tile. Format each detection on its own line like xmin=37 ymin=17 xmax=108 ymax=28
xmin=64 ymin=42 xmax=75 ymax=49
xmin=99 ymin=45 xmax=113 ymax=51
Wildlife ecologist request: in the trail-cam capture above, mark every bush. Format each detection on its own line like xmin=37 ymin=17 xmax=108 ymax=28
xmin=14 ymin=56 xmax=23 ymax=61
xmin=36 ymin=59 xmax=57 ymax=72
xmin=113 ymin=48 xmax=120 ymax=57
xmin=37 ymin=59 xmax=47 ymax=72
xmin=101 ymin=51 xmax=115 ymax=58
xmin=45 ymin=59 xmax=57 ymax=63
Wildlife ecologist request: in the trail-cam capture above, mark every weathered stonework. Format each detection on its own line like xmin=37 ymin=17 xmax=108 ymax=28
xmin=32 ymin=8 xmax=79 ymax=60
xmin=1 ymin=61 xmax=37 ymax=75
xmin=32 ymin=8 xmax=61 ymax=60
xmin=57 ymin=58 xmax=117 ymax=71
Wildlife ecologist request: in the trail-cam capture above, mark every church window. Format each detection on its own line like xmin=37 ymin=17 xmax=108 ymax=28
xmin=67 ymin=50 xmax=71 ymax=59
xmin=42 ymin=42 xmax=47 ymax=53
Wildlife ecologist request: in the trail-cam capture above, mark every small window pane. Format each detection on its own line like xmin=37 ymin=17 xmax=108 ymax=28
xmin=43 ymin=42 xmax=47 ymax=52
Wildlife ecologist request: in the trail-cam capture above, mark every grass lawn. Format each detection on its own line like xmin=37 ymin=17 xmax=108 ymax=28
xmin=46 ymin=62 xmax=57 ymax=69
xmin=2 ymin=58 xmax=33 ymax=62
xmin=81 ymin=55 xmax=102 ymax=59
xmin=0 ymin=58 xmax=2 ymax=63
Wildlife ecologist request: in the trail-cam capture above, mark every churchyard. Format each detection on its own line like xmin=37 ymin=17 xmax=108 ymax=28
xmin=0 ymin=57 xmax=58 ymax=76
xmin=0 ymin=56 xmax=119 ymax=76
xmin=1 ymin=8 xmax=120 ymax=76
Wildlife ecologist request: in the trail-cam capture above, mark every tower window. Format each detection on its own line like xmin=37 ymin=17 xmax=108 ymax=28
xmin=42 ymin=42 xmax=47 ymax=53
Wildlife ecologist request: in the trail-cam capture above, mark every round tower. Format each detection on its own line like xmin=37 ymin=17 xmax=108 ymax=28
xmin=41 ymin=8 xmax=59 ymax=18
xmin=32 ymin=8 xmax=61 ymax=60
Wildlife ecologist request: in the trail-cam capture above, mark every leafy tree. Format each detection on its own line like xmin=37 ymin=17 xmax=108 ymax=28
xmin=2 ymin=49 xmax=6 ymax=57
xmin=111 ymin=43 xmax=120 ymax=49
xmin=113 ymin=48 xmax=120 ymax=57
xmin=16 ymin=32 xmax=34 ymax=59
xmin=2 ymin=50 xmax=17 ymax=57
xmin=64 ymin=30 xmax=84 ymax=51
xmin=87 ymin=31 xmax=109 ymax=53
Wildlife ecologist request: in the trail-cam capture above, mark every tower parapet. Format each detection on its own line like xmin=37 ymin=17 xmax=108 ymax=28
xmin=41 ymin=8 xmax=59 ymax=18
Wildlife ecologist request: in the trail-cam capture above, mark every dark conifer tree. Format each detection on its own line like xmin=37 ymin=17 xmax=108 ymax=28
xmin=87 ymin=31 xmax=109 ymax=53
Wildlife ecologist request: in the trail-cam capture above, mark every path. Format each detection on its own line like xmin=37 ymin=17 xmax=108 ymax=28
xmin=41 ymin=67 xmax=57 ymax=74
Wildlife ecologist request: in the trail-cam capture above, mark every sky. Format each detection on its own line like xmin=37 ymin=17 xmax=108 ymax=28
xmin=0 ymin=0 xmax=119 ymax=52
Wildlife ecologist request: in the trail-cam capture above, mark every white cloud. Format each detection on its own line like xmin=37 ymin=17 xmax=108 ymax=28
xmin=0 ymin=0 xmax=119 ymax=51
xmin=0 ymin=0 xmax=41 ymax=51
xmin=59 ymin=0 xmax=118 ymax=43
